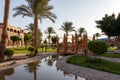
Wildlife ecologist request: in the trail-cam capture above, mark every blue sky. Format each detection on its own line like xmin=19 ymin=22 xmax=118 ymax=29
xmin=0 ymin=0 xmax=120 ymax=39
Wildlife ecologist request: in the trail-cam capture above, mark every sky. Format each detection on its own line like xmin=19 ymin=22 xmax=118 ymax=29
xmin=1 ymin=0 xmax=120 ymax=39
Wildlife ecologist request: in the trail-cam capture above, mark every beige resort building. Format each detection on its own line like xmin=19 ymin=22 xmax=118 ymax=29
xmin=0 ymin=23 xmax=28 ymax=47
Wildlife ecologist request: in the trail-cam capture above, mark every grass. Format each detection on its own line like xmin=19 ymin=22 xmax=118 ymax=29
xmin=9 ymin=47 xmax=56 ymax=54
xmin=108 ymin=47 xmax=117 ymax=51
xmin=66 ymin=55 xmax=120 ymax=75
xmin=38 ymin=48 xmax=56 ymax=52
xmin=102 ymin=53 xmax=120 ymax=58
xmin=14 ymin=47 xmax=29 ymax=54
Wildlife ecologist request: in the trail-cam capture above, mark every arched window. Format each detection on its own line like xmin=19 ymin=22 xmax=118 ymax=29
xmin=10 ymin=28 xmax=13 ymax=32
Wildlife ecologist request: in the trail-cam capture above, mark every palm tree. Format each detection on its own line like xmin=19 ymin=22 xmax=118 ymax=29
xmin=77 ymin=27 xmax=86 ymax=37
xmin=25 ymin=23 xmax=42 ymax=48
xmin=13 ymin=0 xmax=57 ymax=55
xmin=25 ymin=23 xmax=34 ymax=45
xmin=95 ymin=33 xmax=101 ymax=40
xmin=60 ymin=21 xmax=75 ymax=36
xmin=26 ymin=23 xmax=34 ymax=34
xmin=45 ymin=27 xmax=55 ymax=44
xmin=0 ymin=0 xmax=10 ymax=62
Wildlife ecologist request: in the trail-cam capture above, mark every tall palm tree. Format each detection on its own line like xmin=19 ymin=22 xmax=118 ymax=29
xmin=77 ymin=27 xmax=86 ymax=37
xmin=0 ymin=0 xmax=10 ymax=62
xmin=13 ymin=0 xmax=57 ymax=55
xmin=45 ymin=27 xmax=55 ymax=44
xmin=60 ymin=21 xmax=75 ymax=36
xmin=25 ymin=23 xmax=42 ymax=48
xmin=95 ymin=33 xmax=101 ymax=40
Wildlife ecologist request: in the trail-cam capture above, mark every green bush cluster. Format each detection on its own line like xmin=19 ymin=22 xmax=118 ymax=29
xmin=87 ymin=40 xmax=108 ymax=55
xmin=28 ymin=46 xmax=35 ymax=52
xmin=5 ymin=48 xmax=14 ymax=59
xmin=28 ymin=46 xmax=35 ymax=57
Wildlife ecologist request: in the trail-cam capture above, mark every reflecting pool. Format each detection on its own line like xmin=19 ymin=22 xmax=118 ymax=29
xmin=0 ymin=55 xmax=87 ymax=80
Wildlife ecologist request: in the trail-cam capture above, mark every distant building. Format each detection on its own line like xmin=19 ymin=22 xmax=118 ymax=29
xmin=0 ymin=23 xmax=28 ymax=47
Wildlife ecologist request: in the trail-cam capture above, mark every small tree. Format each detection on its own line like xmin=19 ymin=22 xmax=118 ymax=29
xmin=51 ymin=36 xmax=58 ymax=48
xmin=51 ymin=36 xmax=57 ymax=44
xmin=45 ymin=27 xmax=55 ymax=44
xmin=87 ymin=40 xmax=108 ymax=55
xmin=10 ymin=36 xmax=21 ymax=48
xmin=24 ymin=33 xmax=32 ymax=49
xmin=95 ymin=33 xmax=101 ymax=40
xmin=43 ymin=39 xmax=47 ymax=52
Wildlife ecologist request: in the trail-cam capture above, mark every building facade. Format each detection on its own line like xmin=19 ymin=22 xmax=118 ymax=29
xmin=0 ymin=23 xmax=28 ymax=47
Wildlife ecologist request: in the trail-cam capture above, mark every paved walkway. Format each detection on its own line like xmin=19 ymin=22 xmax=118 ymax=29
xmin=99 ymin=56 xmax=120 ymax=63
xmin=0 ymin=53 xmax=56 ymax=71
xmin=0 ymin=53 xmax=120 ymax=80
xmin=56 ymin=56 xmax=120 ymax=80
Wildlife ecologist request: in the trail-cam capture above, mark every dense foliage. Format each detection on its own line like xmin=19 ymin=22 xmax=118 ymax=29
xmin=96 ymin=14 xmax=120 ymax=37
xmin=96 ymin=13 xmax=120 ymax=48
xmin=24 ymin=33 xmax=32 ymax=48
xmin=10 ymin=36 xmax=21 ymax=45
xmin=51 ymin=36 xmax=58 ymax=44
xmin=5 ymin=48 xmax=14 ymax=59
xmin=87 ymin=40 xmax=108 ymax=55
xmin=28 ymin=46 xmax=35 ymax=53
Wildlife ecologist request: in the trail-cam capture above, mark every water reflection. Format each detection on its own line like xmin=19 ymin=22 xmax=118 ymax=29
xmin=0 ymin=68 xmax=14 ymax=80
xmin=45 ymin=55 xmax=59 ymax=66
xmin=57 ymin=68 xmax=81 ymax=80
xmin=24 ymin=60 xmax=40 ymax=80
xmin=0 ymin=55 xmax=87 ymax=80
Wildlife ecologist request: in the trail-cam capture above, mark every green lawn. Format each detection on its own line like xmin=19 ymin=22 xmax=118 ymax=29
xmin=102 ymin=53 xmax=120 ymax=58
xmin=14 ymin=47 xmax=29 ymax=54
xmin=10 ymin=47 xmax=56 ymax=54
xmin=66 ymin=55 xmax=120 ymax=75
xmin=38 ymin=48 xmax=56 ymax=52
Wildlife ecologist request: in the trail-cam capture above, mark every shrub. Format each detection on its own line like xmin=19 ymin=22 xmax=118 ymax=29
xmin=28 ymin=46 xmax=35 ymax=53
xmin=87 ymin=40 xmax=108 ymax=55
xmin=110 ymin=44 xmax=114 ymax=47
xmin=28 ymin=46 xmax=35 ymax=57
xmin=5 ymin=48 xmax=14 ymax=59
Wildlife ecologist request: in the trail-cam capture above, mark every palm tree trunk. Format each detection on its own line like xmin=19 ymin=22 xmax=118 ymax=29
xmin=48 ymin=34 xmax=50 ymax=44
xmin=116 ymin=36 xmax=120 ymax=49
xmin=34 ymin=16 xmax=38 ymax=55
xmin=66 ymin=32 xmax=68 ymax=37
xmin=34 ymin=68 xmax=37 ymax=80
xmin=0 ymin=0 xmax=10 ymax=62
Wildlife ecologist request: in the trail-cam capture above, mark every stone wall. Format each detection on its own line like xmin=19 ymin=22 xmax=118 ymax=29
xmin=0 ymin=23 xmax=27 ymax=47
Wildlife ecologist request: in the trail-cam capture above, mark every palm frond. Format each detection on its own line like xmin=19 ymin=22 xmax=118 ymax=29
xmin=13 ymin=4 xmax=33 ymax=17
xmin=13 ymin=0 xmax=57 ymax=29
